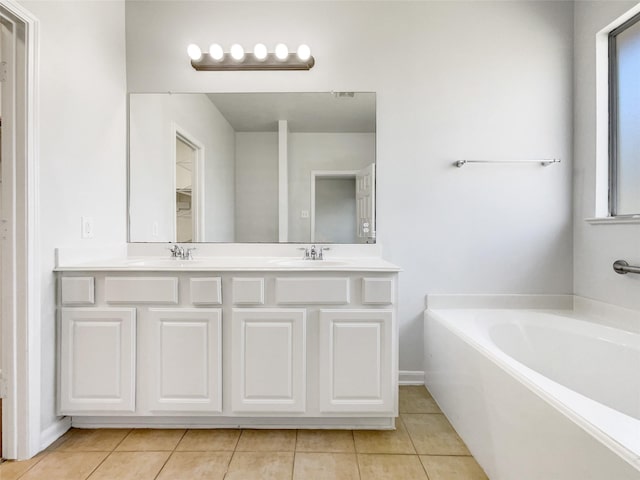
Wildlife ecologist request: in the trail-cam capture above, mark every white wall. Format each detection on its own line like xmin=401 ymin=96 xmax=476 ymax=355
xmin=235 ymin=132 xmax=279 ymax=242
xmin=129 ymin=93 xmax=235 ymax=242
xmin=288 ymin=132 xmax=374 ymax=242
xmin=19 ymin=0 xmax=128 ymax=445
xmin=125 ymin=0 xmax=574 ymax=371
xmin=573 ymin=1 xmax=640 ymax=313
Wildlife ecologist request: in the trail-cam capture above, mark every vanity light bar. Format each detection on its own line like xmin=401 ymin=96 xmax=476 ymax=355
xmin=188 ymin=43 xmax=315 ymax=71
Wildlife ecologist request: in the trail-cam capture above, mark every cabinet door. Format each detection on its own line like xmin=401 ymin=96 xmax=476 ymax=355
xmin=59 ymin=307 xmax=136 ymax=414
xmin=232 ymin=308 xmax=306 ymax=413
xmin=319 ymin=309 xmax=394 ymax=413
xmin=145 ymin=308 xmax=222 ymax=413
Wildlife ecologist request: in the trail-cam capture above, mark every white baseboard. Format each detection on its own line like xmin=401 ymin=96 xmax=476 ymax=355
xmin=40 ymin=417 xmax=71 ymax=451
xmin=399 ymin=370 xmax=424 ymax=385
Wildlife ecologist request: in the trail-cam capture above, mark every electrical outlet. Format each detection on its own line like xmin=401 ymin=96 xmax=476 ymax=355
xmin=81 ymin=216 xmax=94 ymax=239
xmin=301 ymin=210 xmax=309 ymax=219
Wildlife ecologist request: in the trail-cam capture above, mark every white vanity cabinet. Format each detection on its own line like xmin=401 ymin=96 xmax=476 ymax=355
xmin=231 ymin=308 xmax=306 ymax=413
xmin=319 ymin=309 xmax=394 ymax=413
xmin=140 ymin=308 xmax=222 ymax=414
xmin=59 ymin=307 xmax=136 ymax=414
xmin=56 ymin=263 xmax=399 ymax=429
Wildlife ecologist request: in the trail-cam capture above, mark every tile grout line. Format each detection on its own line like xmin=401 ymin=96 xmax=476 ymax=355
xmin=13 ymin=452 xmax=50 ymax=480
xmin=224 ymin=429 xmax=246 ymax=480
xmin=290 ymin=430 xmax=298 ymax=480
xmin=81 ymin=450 xmax=115 ymax=480
xmin=352 ymin=430 xmax=363 ymax=480
xmin=83 ymin=428 xmax=154 ymax=480
xmin=150 ymin=429 xmax=189 ymax=480
xmin=399 ymin=415 xmax=432 ymax=480
xmin=152 ymin=450 xmax=175 ymax=480
xmin=111 ymin=428 xmax=134 ymax=452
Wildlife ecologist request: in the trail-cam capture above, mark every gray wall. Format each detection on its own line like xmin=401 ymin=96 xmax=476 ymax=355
xmin=20 ymin=0 xmax=128 ymax=444
xmin=235 ymin=132 xmax=279 ymax=242
xmin=315 ymin=178 xmax=357 ymax=244
xmin=573 ymin=1 xmax=640 ymax=312
xmin=125 ymin=0 xmax=575 ymax=371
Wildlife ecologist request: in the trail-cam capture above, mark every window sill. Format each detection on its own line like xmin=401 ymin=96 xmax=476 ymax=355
xmin=585 ymin=216 xmax=640 ymax=225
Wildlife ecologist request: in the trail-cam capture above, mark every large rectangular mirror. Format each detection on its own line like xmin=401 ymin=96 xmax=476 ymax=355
xmin=129 ymin=92 xmax=376 ymax=243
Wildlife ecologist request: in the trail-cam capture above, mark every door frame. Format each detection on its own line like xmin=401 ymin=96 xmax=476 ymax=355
xmin=0 ymin=0 xmax=40 ymax=460
xmin=170 ymin=122 xmax=205 ymax=242
xmin=309 ymin=170 xmax=357 ymax=243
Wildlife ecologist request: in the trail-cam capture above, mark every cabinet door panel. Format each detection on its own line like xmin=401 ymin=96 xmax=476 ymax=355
xmin=147 ymin=308 xmax=222 ymax=413
xmin=232 ymin=309 xmax=306 ymax=412
xmin=59 ymin=308 xmax=136 ymax=414
xmin=319 ymin=309 xmax=394 ymax=413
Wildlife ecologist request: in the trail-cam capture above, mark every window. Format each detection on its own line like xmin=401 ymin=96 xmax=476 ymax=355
xmin=609 ymin=13 xmax=640 ymax=216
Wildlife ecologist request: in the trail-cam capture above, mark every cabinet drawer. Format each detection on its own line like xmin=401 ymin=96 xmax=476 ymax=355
xmin=232 ymin=278 xmax=264 ymax=305
xmin=61 ymin=277 xmax=95 ymax=305
xmin=190 ymin=277 xmax=222 ymax=305
xmin=362 ymin=278 xmax=394 ymax=305
xmin=275 ymin=277 xmax=350 ymax=304
xmin=105 ymin=277 xmax=178 ymax=304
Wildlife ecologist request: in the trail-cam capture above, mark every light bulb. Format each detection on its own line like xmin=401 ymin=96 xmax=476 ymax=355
xmin=230 ymin=44 xmax=245 ymax=61
xmin=187 ymin=44 xmax=202 ymax=61
xmin=209 ymin=43 xmax=224 ymax=61
xmin=275 ymin=43 xmax=289 ymax=61
xmin=296 ymin=44 xmax=311 ymax=61
xmin=253 ymin=43 xmax=268 ymax=61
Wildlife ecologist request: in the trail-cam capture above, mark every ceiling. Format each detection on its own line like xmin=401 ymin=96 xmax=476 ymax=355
xmin=206 ymin=92 xmax=376 ymax=133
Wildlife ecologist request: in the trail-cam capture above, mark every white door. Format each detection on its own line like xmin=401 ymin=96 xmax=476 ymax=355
xmin=145 ymin=308 xmax=222 ymax=413
xmin=59 ymin=308 xmax=136 ymax=414
xmin=232 ymin=308 xmax=306 ymax=413
xmin=319 ymin=309 xmax=394 ymax=413
xmin=356 ymin=163 xmax=375 ymax=243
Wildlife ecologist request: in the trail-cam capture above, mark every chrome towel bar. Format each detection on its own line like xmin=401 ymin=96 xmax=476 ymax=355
xmin=613 ymin=260 xmax=640 ymax=275
xmin=454 ymin=159 xmax=561 ymax=168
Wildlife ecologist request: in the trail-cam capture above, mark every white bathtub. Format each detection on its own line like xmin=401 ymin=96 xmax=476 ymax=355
xmin=424 ymin=308 xmax=640 ymax=480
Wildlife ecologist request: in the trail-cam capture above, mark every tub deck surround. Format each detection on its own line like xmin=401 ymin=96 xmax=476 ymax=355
xmin=54 ymin=245 xmax=400 ymax=431
xmin=424 ymin=295 xmax=640 ymax=480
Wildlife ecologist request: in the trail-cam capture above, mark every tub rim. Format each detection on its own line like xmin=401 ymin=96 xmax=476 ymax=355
xmin=426 ymin=307 xmax=640 ymax=470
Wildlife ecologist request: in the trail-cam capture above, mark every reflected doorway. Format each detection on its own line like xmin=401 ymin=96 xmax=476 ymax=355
xmin=172 ymin=125 xmax=205 ymax=242
xmin=310 ymin=164 xmax=376 ymax=244
xmin=314 ymin=177 xmax=357 ymax=243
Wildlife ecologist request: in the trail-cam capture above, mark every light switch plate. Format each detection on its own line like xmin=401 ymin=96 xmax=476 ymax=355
xmin=81 ymin=216 xmax=94 ymax=239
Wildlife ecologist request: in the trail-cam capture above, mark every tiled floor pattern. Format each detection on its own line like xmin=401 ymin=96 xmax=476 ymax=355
xmin=0 ymin=386 xmax=488 ymax=479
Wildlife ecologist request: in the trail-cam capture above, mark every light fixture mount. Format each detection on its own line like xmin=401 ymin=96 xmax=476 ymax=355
xmin=190 ymin=45 xmax=315 ymax=71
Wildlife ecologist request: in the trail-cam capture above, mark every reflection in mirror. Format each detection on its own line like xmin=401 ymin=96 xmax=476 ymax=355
xmin=129 ymin=92 xmax=376 ymax=243
xmin=175 ymin=136 xmax=194 ymax=242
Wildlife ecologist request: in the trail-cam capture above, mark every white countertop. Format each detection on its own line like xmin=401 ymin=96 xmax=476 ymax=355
xmin=54 ymin=255 xmax=401 ymax=272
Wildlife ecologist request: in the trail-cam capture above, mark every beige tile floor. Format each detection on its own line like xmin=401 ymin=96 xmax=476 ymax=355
xmin=0 ymin=386 xmax=488 ymax=480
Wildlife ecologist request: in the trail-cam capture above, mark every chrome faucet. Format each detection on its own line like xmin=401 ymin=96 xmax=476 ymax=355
xmin=169 ymin=244 xmax=184 ymax=259
xmin=168 ymin=244 xmax=196 ymax=260
xmin=298 ymin=245 xmax=330 ymax=260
